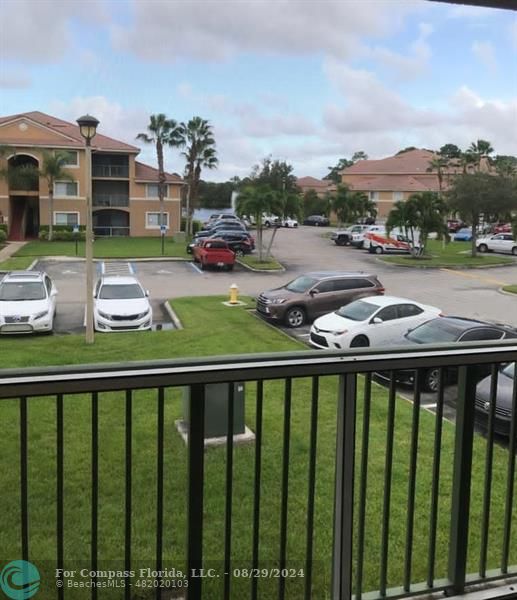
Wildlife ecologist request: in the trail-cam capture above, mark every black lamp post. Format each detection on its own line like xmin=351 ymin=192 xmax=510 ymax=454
xmin=76 ymin=114 xmax=99 ymax=344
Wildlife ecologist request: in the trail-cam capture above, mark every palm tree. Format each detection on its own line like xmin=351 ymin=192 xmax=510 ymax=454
xmin=426 ymin=156 xmax=449 ymax=195
xmin=331 ymin=185 xmax=352 ymax=226
xmin=467 ymin=139 xmax=494 ymax=171
xmin=406 ymin=192 xmax=448 ymax=255
xmin=178 ymin=117 xmax=218 ymax=237
xmin=39 ymin=150 xmax=75 ymax=241
xmin=136 ymin=114 xmax=182 ymax=243
xmin=236 ymin=184 xmax=279 ymax=261
xmin=386 ymin=200 xmax=418 ymax=247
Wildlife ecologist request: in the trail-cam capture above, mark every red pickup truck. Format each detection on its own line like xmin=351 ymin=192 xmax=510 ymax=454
xmin=192 ymin=239 xmax=236 ymax=271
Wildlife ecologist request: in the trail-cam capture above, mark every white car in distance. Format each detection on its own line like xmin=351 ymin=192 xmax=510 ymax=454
xmin=309 ymin=295 xmax=442 ymax=350
xmin=0 ymin=270 xmax=57 ymax=334
xmin=476 ymin=233 xmax=517 ymax=256
xmin=93 ymin=275 xmax=152 ymax=332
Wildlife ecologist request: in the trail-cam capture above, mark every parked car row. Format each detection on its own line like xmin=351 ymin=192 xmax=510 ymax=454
xmin=0 ymin=271 xmax=153 ymax=335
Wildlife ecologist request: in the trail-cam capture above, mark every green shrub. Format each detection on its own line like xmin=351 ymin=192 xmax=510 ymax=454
xmin=181 ymin=218 xmax=202 ymax=234
xmin=0 ymin=229 xmax=7 ymax=244
xmin=0 ymin=224 xmax=7 ymax=233
xmin=38 ymin=225 xmax=86 ymax=241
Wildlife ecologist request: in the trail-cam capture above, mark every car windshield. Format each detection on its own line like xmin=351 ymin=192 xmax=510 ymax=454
xmin=0 ymin=282 xmax=46 ymax=301
xmin=406 ymin=319 xmax=461 ymax=344
xmin=99 ymin=284 xmax=145 ymax=299
xmin=502 ymin=363 xmax=515 ymax=378
xmin=285 ymin=276 xmax=318 ymax=293
xmin=336 ymin=300 xmax=379 ymax=321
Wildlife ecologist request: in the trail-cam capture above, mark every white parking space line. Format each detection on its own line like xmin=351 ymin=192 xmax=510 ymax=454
xmin=129 ymin=262 xmax=136 ymax=274
xmin=189 ymin=262 xmax=203 ymax=275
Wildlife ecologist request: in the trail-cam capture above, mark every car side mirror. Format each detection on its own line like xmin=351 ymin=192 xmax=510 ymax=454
xmin=51 ymin=289 xmax=58 ymax=296
xmin=371 ymin=317 xmax=383 ymax=324
xmin=310 ymin=288 xmax=320 ymax=296
xmin=146 ymin=290 xmax=150 ymax=297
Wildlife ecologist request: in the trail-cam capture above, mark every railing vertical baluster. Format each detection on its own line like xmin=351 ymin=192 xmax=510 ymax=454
xmin=332 ymin=373 xmax=357 ymax=600
xmin=20 ymin=396 xmax=29 ymax=562
xmin=501 ymin=366 xmax=517 ymax=573
xmin=91 ymin=392 xmax=98 ymax=600
xmin=224 ymin=384 xmax=235 ymax=600
xmin=278 ymin=377 xmax=292 ymax=600
xmin=125 ymin=390 xmax=132 ymax=600
xmin=355 ymin=373 xmax=372 ymax=600
xmin=480 ymin=365 xmax=499 ymax=578
xmin=251 ymin=380 xmax=263 ymax=600
xmin=156 ymin=388 xmax=165 ymax=600
xmin=304 ymin=376 xmax=319 ymax=600
xmin=427 ymin=368 xmax=445 ymax=588
xmin=448 ymin=365 xmax=477 ymax=595
xmin=187 ymin=383 xmax=205 ymax=600
xmin=404 ymin=370 xmax=422 ymax=591
xmin=380 ymin=373 xmax=397 ymax=596
xmin=56 ymin=394 xmax=64 ymax=600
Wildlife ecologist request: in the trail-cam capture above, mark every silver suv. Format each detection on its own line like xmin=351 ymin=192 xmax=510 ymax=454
xmin=256 ymin=271 xmax=385 ymax=327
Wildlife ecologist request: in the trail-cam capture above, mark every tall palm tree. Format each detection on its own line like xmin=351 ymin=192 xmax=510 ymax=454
xmin=236 ymin=184 xmax=279 ymax=261
xmin=467 ymin=139 xmax=494 ymax=171
xmin=136 ymin=114 xmax=182 ymax=240
xmin=178 ymin=117 xmax=218 ymax=236
xmin=39 ymin=150 xmax=75 ymax=241
xmin=426 ymin=156 xmax=449 ymax=195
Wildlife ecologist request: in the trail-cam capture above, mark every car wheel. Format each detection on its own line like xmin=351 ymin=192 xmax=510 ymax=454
xmin=235 ymin=248 xmax=244 ymax=257
xmin=226 ymin=264 xmax=234 ymax=271
xmin=264 ymin=221 xmax=271 ymax=228
xmin=200 ymin=261 xmax=205 ymax=270
xmin=350 ymin=335 xmax=369 ymax=348
xmin=374 ymin=246 xmax=383 ymax=254
xmin=315 ymin=222 xmax=320 ymax=227
xmin=512 ymin=247 xmax=517 ymax=256
xmin=285 ymin=306 xmax=306 ymax=328
xmin=336 ymin=238 xmax=346 ymax=246
xmin=478 ymin=244 xmax=488 ymax=253
xmin=422 ymin=368 xmax=441 ymax=393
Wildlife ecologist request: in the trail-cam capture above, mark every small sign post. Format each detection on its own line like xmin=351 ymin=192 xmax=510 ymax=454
xmin=160 ymin=224 xmax=167 ymax=256
xmin=72 ymin=225 xmax=80 ymax=256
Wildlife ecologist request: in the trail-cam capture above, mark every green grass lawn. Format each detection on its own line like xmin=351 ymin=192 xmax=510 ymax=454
xmin=238 ymin=255 xmax=283 ymax=270
xmin=380 ymin=239 xmax=514 ymax=268
xmin=0 ymin=255 xmax=36 ymax=271
xmin=0 ymin=297 xmax=515 ymax=599
xmin=503 ymin=285 xmax=517 ymax=294
xmin=13 ymin=237 xmax=190 ymax=259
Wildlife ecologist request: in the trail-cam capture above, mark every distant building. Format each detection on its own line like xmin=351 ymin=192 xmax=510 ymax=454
xmin=296 ymin=176 xmax=336 ymax=198
xmin=0 ymin=111 xmax=184 ymax=240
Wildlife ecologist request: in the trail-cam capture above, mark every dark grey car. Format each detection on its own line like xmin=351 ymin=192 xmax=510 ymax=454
xmin=256 ymin=271 xmax=385 ymax=328
xmin=475 ymin=363 xmax=515 ymax=436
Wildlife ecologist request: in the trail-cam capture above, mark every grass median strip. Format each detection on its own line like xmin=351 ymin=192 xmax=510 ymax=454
xmin=0 ymin=296 xmax=514 ymax=598
xmin=238 ymin=254 xmax=284 ymax=270
xmin=502 ymin=285 xmax=517 ymax=294
xmin=0 ymin=256 xmax=36 ymax=271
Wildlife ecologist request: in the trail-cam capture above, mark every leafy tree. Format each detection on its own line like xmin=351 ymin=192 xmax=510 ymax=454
xmin=331 ymin=185 xmax=352 ymax=225
xmin=447 ymin=172 xmax=517 ymax=257
xmin=197 ymin=180 xmax=236 ymax=208
xmin=137 ymin=114 xmax=182 ymax=240
xmin=438 ymin=144 xmax=461 ymax=160
xmin=386 ymin=200 xmax=419 ymax=246
xmin=250 ymin=157 xmax=298 ymax=193
xmin=467 ymin=139 xmax=494 ymax=170
xmin=323 ymin=158 xmax=353 ymax=183
xmin=396 ymin=146 xmax=417 ymax=155
xmin=302 ymin=189 xmax=324 ymax=217
xmin=39 ymin=151 xmax=76 ymax=241
xmin=350 ymin=191 xmax=376 ymax=221
xmin=493 ymin=155 xmax=517 ymax=177
xmin=178 ymin=117 xmax=218 ymax=236
xmin=352 ymin=150 xmax=368 ymax=162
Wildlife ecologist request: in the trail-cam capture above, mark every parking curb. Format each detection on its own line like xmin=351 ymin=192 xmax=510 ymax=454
xmin=236 ymin=259 xmax=285 ymax=272
xmin=375 ymin=257 xmax=516 ymax=270
xmin=163 ymin=301 xmax=183 ymax=330
xmin=32 ymin=255 xmax=191 ymax=263
xmin=498 ymin=287 xmax=517 ymax=297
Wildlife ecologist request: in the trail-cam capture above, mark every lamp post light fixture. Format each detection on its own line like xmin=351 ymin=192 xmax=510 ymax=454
xmin=76 ymin=114 xmax=99 ymax=344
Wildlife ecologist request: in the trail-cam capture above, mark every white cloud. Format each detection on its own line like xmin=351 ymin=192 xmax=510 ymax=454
xmin=508 ymin=20 xmax=517 ymax=50
xmin=0 ymin=0 xmax=107 ymax=63
xmin=0 ymin=72 xmax=31 ymax=89
xmin=472 ymin=41 xmax=498 ymax=73
xmin=111 ymin=0 xmax=424 ymax=63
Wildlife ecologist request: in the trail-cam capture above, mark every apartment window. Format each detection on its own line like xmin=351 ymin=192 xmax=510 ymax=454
xmin=393 ymin=191 xmax=404 ymax=202
xmin=146 ymin=183 xmax=168 ymax=198
xmin=369 ymin=191 xmax=379 ymax=202
xmin=146 ymin=212 xmax=169 ymax=228
xmin=54 ymin=181 xmax=78 ymax=197
xmin=54 ymin=212 xmax=79 ymax=226
xmin=60 ymin=151 xmax=78 ymax=166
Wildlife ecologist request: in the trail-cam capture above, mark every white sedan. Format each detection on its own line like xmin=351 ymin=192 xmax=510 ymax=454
xmin=477 ymin=234 xmax=517 ymax=256
xmin=93 ymin=275 xmax=152 ymax=332
xmin=309 ymin=295 xmax=442 ymax=350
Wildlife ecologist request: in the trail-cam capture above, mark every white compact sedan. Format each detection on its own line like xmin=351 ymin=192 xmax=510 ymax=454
xmin=309 ymin=296 xmax=441 ymax=350
xmin=476 ymin=233 xmax=517 ymax=255
xmin=0 ymin=271 xmax=57 ymax=334
xmin=93 ymin=276 xmax=152 ymax=332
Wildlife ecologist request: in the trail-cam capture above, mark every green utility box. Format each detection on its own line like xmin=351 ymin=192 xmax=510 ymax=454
xmin=182 ymin=383 xmax=246 ymax=438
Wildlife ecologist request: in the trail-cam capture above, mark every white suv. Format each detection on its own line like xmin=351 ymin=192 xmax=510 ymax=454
xmin=93 ymin=276 xmax=152 ymax=332
xmin=0 ymin=271 xmax=57 ymax=334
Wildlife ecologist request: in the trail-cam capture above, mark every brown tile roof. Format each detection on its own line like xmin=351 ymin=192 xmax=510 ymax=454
xmin=135 ymin=161 xmax=183 ymax=184
xmin=346 ymin=174 xmax=440 ymax=193
xmin=296 ymin=176 xmax=331 ymax=189
xmin=341 ymin=149 xmax=440 ymax=175
xmin=0 ymin=111 xmax=140 ymax=153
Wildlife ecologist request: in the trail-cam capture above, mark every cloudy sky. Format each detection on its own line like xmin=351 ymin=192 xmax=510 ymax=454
xmin=1 ymin=0 xmax=516 ymax=181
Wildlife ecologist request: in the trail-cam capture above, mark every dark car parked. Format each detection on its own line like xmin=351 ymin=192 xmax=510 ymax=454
xmin=202 ymin=221 xmax=247 ymax=234
xmin=256 ymin=271 xmax=384 ymax=328
xmin=187 ymin=230 xmax=255 ymax=254
xmin=303 ymin=215 xmax=330 ymax=227
xmin=475 ymin=363 xmax=515 ymax=436
xmin=383 ymin=317 xmax=517 ymax=392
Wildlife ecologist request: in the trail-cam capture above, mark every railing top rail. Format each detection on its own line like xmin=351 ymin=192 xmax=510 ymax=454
xmin=0 ymin=341 xmax=516 ymax=399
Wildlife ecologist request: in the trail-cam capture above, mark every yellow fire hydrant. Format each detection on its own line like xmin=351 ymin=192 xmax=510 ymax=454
xmin=229 ymin=283 xmax=239 ymax=304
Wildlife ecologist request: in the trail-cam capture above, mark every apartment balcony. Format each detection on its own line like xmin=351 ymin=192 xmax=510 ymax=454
xmin=0 ymin=343 xmax=516 ymax=600
xmin=91 ymin=164 xmax=129 ymax=178
xmin=92 ymin=193 xmax=129 ymax=208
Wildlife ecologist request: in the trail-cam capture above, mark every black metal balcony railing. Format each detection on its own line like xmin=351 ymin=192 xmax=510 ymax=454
xmin=0 ymin=343 xmax=515 ymax=600
xmin=92 ymin=164 xmax=129 ymax=178
xmin=92 ymin=193 xmax=130 ymax=208
xmin=93 ymin=226 xmax=130 ymax=237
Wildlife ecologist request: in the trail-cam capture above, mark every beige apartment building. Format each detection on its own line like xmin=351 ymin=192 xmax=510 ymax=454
xmin=340 ymin=149 xmax=444 ymax=218
xmin=0 ymin=111 xmax=184 ymax=240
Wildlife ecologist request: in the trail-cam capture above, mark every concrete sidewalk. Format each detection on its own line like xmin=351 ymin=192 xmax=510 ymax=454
xmin=0 ymin=241 xmax=27 ymax=262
